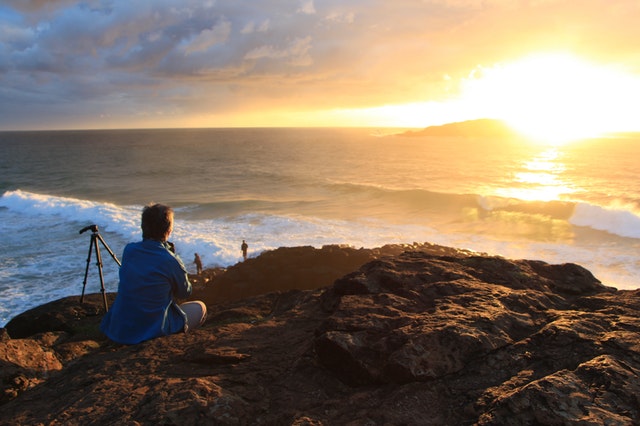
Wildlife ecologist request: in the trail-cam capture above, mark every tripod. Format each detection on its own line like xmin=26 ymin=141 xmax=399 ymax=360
xmin=80 ymin=224 xmax=121 ymax=311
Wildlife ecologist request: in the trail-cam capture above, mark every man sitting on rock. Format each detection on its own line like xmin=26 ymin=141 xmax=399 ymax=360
xmin=100 ymin=203 xmax=207 ymax=344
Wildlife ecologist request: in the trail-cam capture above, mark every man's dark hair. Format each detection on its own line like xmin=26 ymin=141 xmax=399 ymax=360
xmin=141 ymin=203 xmax=174 ymax=241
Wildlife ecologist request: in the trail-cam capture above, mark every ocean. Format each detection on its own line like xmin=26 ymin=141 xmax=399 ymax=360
xmin=1 ymin=127 xmax=639 ymax=326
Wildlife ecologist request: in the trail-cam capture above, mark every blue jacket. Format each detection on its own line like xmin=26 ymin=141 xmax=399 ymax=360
xmin=100 ymin=239 xmax=192 ymax=344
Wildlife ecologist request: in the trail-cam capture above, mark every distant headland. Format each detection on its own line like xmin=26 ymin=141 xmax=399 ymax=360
xmin=399 ymin=118 xmax=523 ymax=138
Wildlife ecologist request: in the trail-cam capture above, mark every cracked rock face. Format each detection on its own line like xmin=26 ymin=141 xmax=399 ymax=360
xmin=315 ymin=253 xmax=608 ymax=385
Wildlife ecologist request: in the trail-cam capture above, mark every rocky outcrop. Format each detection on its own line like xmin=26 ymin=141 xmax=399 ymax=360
xmin=1 ymin=245 xmax=639 ymax=425
xmin=193 ymin=242 xmax=468 ymax=304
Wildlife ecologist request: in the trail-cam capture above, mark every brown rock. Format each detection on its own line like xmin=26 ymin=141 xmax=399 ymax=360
xmin=5 ymin=293 xmax=115 ymax=339
xmin=2 ymin=294 xmax=114 ymax=404
xmin=194 ymin=243 xmax=469 ymax=305
xmin=0 ymin=246 xmax=638 ymax=425
xmin=314 ymin=252 xmax=614 ymax=386
xmin=0 ymin=338 xmax=63 ymax=403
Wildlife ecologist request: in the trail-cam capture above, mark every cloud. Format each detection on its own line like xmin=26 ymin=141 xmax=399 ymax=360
xmin=183 ymin=20 xmax=232 ymax=55
xmin=3 ymin=0 xmax=77 ymax=14
xmin=325 ymin=11 xmax=355 ymax=24
xmin=297 ymin=0 xmax=316 ymax=15
xmin=0 ymin=0 xmax=639 ymax=129
xmin=244 ymin=36 xmax=312 ymax=66
xmin=0 ymin=21 xmax=36 ymax=53
xmin=240 ymin=19 xmax=270 ymax=34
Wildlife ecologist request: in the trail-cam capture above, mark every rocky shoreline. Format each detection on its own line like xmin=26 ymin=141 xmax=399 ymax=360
xmin=2 ymin=243 xmax=640 ymax=425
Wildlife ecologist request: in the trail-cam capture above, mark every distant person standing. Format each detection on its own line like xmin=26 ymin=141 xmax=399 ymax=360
xmin=241 ymin=240 xmax=248 ymax=261
xmin=193 ymin=253 xmax=203 ymax=275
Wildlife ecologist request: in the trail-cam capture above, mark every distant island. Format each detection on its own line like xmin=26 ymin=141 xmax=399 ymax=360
xmin=399 ymin=118 xmax=524 ymax=138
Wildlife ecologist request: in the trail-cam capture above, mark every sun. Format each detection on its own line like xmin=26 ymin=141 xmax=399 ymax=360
xmin=460 ymin=53 xmax=640 ymax=144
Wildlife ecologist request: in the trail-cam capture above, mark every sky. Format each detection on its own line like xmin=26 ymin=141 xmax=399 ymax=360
xmin=2 ymin=0 xmax=640 ymax=132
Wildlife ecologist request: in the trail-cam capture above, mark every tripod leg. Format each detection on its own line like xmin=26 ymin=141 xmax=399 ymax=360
xmin=93 ymin=237 xmax=109 ymax=312
xmin=80 ymin=234 xmax=95 ymax=303
xmin=96 ymin=234 xmax=121 ymax=267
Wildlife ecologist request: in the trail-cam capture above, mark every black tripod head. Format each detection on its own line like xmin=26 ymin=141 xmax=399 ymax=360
xmin=79 ymin=224 xmax=99 ymax=234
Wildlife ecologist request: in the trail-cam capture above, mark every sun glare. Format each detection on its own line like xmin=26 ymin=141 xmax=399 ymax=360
xmin=459 ymin=53 xmax=640 ymax=144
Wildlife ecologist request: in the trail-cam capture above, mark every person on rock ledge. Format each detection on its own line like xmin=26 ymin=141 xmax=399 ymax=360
xmin=193 ymin=252 xmax=203 ymax=275
xmin=241 ymin=239 xmax=248 ymax=261
xmin=100 ymin=203 xmax=207 ymax=344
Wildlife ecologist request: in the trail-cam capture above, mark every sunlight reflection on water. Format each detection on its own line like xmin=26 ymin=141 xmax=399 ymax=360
xmin=496 ymin=147 xmax=576 ymax=202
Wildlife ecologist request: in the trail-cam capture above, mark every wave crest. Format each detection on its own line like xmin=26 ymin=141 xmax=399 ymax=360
xmin=570 ymin=202 xmax=640 ymax=239
xmin=0 ymin=189 xmax=139 ymax=237
xmin=3 ymin=188 xmax=640 ymax=241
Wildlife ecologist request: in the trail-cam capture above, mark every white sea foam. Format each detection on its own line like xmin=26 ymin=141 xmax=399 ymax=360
xmin=570 ymin=202 xmax=640 ymax=239
xmin=0 ymin=189 xmax=140 ymax=238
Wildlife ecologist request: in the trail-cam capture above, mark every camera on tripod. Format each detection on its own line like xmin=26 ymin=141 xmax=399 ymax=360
xmin=79 ymin=224 xmax=121 ymax=311
xmin=79 ymin=224 xmax=100 ymax=235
